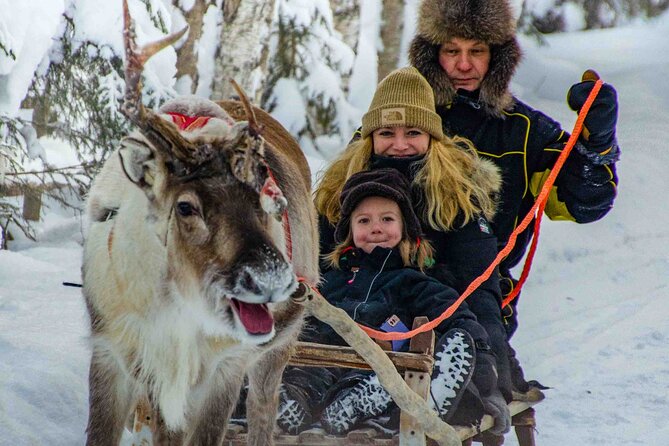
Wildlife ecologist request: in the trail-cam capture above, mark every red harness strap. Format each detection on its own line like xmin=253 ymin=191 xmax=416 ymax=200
xmin=262 ymin=161 xmax=293 ymax=262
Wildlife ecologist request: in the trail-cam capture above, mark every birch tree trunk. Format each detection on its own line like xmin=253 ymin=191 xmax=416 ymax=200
xmin=331 ymin=0 xmax=360 ymax=51
xmin=330 ymin=0 xmax=360 ymax=96
xmin=378 ymin=0 xmax=404 ymax=81
xmin=211 ymin=0 xmax=276 ymax=103
xmin=172 ymin=0 xmax=210 ymax=94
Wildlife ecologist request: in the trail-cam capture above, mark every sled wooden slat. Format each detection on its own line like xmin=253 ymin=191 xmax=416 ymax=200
xmin=222 ymin=317 xmax=544 ymax=446
xmin=291 ymin=341 xmax=434 ymax=373
xmin=134 ymin=316 xmax=544 ymax=446
xmin=456 ymin=389 xmax=544 ymax=445
xmin=223 ymin=391 xmax=544 ymax=446
xmin=221 ymin=383 xmax=543 ymax=445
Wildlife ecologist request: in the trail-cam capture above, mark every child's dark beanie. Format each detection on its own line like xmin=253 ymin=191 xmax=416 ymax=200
xmin=335 ymin=168 xmax=423 ymax=243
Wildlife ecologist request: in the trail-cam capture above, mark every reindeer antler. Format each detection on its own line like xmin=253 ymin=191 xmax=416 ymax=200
xmin=228 ymin=79 xmax=267 ymax=186
xmin=121 ymin=0 xmax=210 ymax=167
xmin=229 ymin=79 xmax=264 ymax=138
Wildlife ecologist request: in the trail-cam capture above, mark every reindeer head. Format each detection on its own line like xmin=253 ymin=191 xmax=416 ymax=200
xmin=118 ymin=0 xmax=293 ymax=343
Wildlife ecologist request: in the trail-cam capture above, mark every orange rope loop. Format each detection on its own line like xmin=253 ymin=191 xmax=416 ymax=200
xmin=305 ymin=80 xmax=603 ymax=342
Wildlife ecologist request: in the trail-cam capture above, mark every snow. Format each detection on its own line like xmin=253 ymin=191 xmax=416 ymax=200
xmin=347 ymin=0 xmax=381 ymax=110
xmin=0 ymin=0 xmax=179 ymax=118
xmin=2 ymin=4 xmax=669 ymax=446
xmin=192 ymin=3 xmax=223 ymax=98
xmin=0 ymin=0 xmax=64 ymax=115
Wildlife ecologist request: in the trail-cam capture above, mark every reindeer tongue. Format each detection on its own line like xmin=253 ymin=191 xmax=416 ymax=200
xmin=231 ymin=299 xmax=274 ymax=335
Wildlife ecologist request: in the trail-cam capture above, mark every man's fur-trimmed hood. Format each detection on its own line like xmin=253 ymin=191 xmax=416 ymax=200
xmin=409 ymin=0 xmax=522 ymax=117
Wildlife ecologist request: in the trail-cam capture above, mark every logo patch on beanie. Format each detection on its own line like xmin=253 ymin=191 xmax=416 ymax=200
xmin=381 ymin=108 xmax=406 ymax=126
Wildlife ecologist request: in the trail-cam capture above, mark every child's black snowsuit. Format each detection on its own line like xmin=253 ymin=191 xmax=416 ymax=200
xmin=280 ymin=245 xmax=490 ymax=432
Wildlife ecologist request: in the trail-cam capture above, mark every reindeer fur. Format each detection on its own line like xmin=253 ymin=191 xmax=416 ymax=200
xmin=82 ymin=97 xmax=318 ymax=445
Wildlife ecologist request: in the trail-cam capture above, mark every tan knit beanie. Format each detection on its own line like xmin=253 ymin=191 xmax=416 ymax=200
xmin=361 ymin=66 xmax=444 ymax=140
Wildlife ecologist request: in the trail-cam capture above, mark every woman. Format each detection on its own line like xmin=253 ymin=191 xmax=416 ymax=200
xmin=313 ymin=66 xmax=512 ymax=433
xmin=279 ymin=168 xmax=491 ymax=435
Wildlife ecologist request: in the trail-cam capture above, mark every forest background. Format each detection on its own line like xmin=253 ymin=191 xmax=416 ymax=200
xmin=1 ymin=1 xmax=669 ymax=445
xmin=1 ymin=0 xmax=667 ymax=243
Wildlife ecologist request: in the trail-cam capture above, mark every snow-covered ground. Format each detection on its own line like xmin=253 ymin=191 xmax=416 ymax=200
xmin=2 ymin=12 xmax=669 ymax=446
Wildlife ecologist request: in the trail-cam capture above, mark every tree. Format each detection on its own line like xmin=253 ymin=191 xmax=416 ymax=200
xmin=172 ymin=0 xmax=213 ymax=94
xmin=330 ymin=0 xmax=360 ymax=95
xmin=0 ymin=0 xmax=175 ymax=248
xmin=377 ymin=0 xmax=404 ymax=81
xmin=519 ymin=0 xmax=669 ymax=33
xmin=211 ymin=0 xmax=276 ymax=103
xmin=260 ymin=0 xmax=358 ymax=158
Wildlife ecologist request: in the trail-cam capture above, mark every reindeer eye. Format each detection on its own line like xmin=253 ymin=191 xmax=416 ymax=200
xmin=176 ymin=201 xmax=198 ymax=217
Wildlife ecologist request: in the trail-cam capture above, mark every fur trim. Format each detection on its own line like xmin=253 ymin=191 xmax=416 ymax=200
xmin=409 ymin=0 xmax=522 ymax=117
xmin=470 ymin=156 xmax=502 ymax=221
xmin=158 ymin=95 xmax=237 ymax=140
xmin=417 ymin=0 xmax=517 ymax=45
xmin=159 ymin=95 xmax=233 ymax=121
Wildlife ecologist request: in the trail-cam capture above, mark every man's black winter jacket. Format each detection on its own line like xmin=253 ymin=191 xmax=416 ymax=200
xmin=439 ymin=91 xmax=619 ymax=273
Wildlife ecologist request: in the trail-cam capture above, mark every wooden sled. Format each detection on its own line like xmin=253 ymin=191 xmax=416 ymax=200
xmin=132 ymin=317 xmax=544 ymax=445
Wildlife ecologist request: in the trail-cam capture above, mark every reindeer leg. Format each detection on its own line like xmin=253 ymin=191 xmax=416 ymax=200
xmin=246 ymin=347 xmax=293 ymax=446
xmin=153 ymin=408 xmax=185 ymax=446
xmin=85 ymin=348 xmax=134 ymax=446
xmin=185 ymin=368 xmax=245 ymax=446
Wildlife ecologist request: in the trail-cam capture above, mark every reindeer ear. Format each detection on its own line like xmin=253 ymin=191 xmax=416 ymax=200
xmin=118 ymin=135 xmax=158 ymax=188
xmin=260 ymin=175 xmax=287 ymax=218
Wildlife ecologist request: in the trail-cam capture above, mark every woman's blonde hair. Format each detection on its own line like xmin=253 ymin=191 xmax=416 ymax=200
xmin=314 ymin=135 xmax=499 ymax=232
xmin=324 ymin=229 xmax=435 ymax=271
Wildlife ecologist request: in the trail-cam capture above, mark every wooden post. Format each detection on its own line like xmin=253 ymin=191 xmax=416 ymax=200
xmin=399 ymin=317 xmax=435 ymax=446
xmin=22 ymin=190 xmax=42 ymax=221
xmin=478 ymin=431 xmax=505 ymax=445
xmin=513 ymin=407 xmax=537 ymax=446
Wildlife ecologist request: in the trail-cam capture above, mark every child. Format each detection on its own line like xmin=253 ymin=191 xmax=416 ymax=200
xmin=277 ymin=168 xmax=505 ymax=435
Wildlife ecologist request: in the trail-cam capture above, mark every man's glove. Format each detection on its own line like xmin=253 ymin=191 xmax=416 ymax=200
xmin=567 ymin=69 xmax=618 ymax=157
xmin=472 ymin=348 xmax=511 ymax=434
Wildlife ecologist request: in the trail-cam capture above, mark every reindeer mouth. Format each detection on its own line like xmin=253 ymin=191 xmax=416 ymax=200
xmin=229 ymin=298 xmax=274 ymax=335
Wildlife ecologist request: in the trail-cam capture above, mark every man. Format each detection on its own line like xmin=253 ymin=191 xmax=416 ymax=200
xmin=409 ymin=0 xmax=620 ymax=390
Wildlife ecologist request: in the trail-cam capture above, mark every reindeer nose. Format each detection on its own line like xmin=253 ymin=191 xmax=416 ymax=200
xmin=238 ymin=269 xmax=263 ymax=296
xmin=234 ymin=264 xmax=296 ymax=303
xmin=231 ymin=246 xmax=296 ymax=303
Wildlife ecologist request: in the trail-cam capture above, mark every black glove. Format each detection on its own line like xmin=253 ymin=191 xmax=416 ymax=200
xmin=567 ymin=70 xmax=618 ymax=155
xmin=482 ymin=388 xmax=511 ymax=435
xmin=490 ymin=339 xmax=514 ymax=403
xmin=472 ymin=349 xmax=511 ymax=434
xmin=472 ymin=349 xmax=498 ymax=398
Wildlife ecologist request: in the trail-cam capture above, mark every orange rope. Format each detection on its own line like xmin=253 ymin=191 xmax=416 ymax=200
xmin=344 ymin=79 xmax=604 ymax=341
xmin=501 ymin=79 xmax=602 ymax=308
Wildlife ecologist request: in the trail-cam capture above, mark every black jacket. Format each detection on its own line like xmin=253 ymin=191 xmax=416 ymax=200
xmin=305 ymin=246 xmax=489 ymax=348
xmin=319 ymin=154 xmax=504 ymax=318
xmin=317 ymin=156 xmax=511 ymax=380
xmin=439 ymin=90 xmax=619 ymax=274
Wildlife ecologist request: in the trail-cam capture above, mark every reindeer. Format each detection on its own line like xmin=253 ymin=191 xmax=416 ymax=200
xmin=81 ymin=1 xmax=318 ymax=444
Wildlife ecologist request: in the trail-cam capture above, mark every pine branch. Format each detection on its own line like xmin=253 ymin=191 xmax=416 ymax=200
xmin=3 ymin=163 xmax=94 ymax=177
